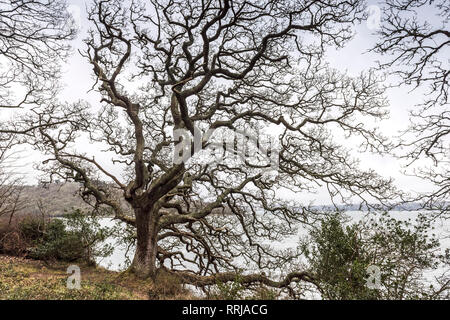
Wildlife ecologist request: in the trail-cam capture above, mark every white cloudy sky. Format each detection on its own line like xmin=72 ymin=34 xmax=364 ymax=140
xmin=2 ymin=0 xmax=446 ymax=204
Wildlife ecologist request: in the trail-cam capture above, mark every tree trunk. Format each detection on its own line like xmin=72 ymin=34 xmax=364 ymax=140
xmin=130 ymin=208 xmax=159 ymax=279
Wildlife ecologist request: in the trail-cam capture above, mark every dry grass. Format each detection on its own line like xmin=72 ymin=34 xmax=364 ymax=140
xmin=0 ymin=254 xmax=148 ymax=300
xmin=147 ymin=268 xmax=199 ymax=300
xmin=0 ymin=255 xmax=201 ymax=300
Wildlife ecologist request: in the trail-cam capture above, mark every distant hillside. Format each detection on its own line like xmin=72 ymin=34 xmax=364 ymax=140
xmin=16 ymin=182 xmax=434 ymax=217
xmin=307 ymin=202 xmax=441 ymax=212
xmin=19 ymin=182 xmax=91 ymax=216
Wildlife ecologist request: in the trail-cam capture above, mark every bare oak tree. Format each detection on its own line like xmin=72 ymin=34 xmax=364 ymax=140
xmin=21 ymin=0 xmax=397 ymax=296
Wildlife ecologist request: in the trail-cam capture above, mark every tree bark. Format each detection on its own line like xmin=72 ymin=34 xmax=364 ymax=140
xmin=130 ymin=208 xmax=159 ymax=279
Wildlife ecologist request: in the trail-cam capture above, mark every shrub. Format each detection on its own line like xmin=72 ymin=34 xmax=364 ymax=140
xmin=301 ymin=215 xmax=375 ymax=300
xmin=1 ymin=210 xmax=113 ymax=265
xmin=0 ymin=217 xmax=33 ymax=256
xmin=19 ymin=216 xmax=47 ymax=242
xmin=27 ymin=219 xmax=85 ymax=262
xmin=301 ymin=213 xmax=450 ymax=300
xmin=63 ymin=209 xmax=114 ymax=264
xmin=27 ymin=210 xmax=114 ymax=264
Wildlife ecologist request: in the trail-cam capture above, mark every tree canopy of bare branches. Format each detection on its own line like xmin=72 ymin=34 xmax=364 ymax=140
xmin=372 ymin=0 xmax=450 ymax=212
xmin=0 ymin=0 xmax=76 ymax=109
xmin=18 ymin=0 xmax=400 ymax=296
xmin=0 ymin=139 xmax=25 ymax=225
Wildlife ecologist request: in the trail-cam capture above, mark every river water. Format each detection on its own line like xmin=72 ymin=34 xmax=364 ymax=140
xmin=95 ymin=211 xmax=450 ymax=279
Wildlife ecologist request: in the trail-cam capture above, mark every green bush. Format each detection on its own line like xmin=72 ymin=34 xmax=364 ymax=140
xmin=63 ymin=209 xmax=114 ymax=264
xmin=21 ymin=210 xmax=113 ymax=264
xmin=301 ymin=215 xmax=376 ymax=300
xmin=18 ymin=217 xmax=47 ymax=242
xmin=301 ymin=213 xmax=449 ymax=300
xmin=27 ymin=219 xmax=85 ymax=262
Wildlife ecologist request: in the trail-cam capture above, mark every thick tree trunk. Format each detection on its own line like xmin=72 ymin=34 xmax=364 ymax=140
xmin=130 ymin=208 xmax=159 ymax=279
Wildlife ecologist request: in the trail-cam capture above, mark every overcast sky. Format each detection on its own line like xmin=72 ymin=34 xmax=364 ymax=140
xmin=2 ymin=0 xmax=446 ymax=204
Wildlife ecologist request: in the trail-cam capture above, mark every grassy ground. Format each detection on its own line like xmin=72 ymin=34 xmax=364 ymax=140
xmin=0 ymin=254 xmax=158 ymax=300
